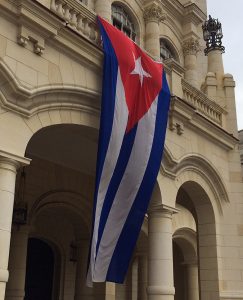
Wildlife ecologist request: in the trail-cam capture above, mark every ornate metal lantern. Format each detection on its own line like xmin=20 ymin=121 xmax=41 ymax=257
xmin=202 ymin=15 xmax=225 ymax=55
xmin=13 ymin=167 xmax=28 ymax=225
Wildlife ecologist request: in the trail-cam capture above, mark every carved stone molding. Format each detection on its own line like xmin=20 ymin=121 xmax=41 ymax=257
xmin=182 ymin=38 xmax=200 ymax=56
xmin=144 ymin=3 xmax=166 ymax=23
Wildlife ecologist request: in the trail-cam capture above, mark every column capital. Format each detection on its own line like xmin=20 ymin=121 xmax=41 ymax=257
xmin=144 ymin=3 xmax=166 ymax=24
xmin=148 ymin=204 xmax=179 ymax=216
xmin=0 ymin=150 xmax=30 ymax=170
xmin=182 ymin=37 xmax=200 ymax=56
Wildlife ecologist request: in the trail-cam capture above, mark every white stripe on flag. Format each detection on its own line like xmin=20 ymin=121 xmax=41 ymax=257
xmin=87 ymin=68 xmax=128 ymax=285
xmin=93 ymin=96 xmax=158 ymax=281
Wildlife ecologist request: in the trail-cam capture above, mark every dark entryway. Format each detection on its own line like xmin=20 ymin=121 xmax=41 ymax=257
xmin=25 ymin=238 xmax=54 ymax=300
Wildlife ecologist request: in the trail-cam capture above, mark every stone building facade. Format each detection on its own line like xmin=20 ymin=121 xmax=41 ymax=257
xmin=0 ymin=0 xmax=242 ymax=300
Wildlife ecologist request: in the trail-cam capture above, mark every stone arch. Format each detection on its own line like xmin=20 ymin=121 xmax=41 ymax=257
xmin=160 ymin=37 xmax=180 ymax=62
xmin=173 ymin=228 xmax=197 ymax=261
xmin=161 ymin=153 xmax=229 ymax=215
xmin=173 ymin=228 xmax=199 ymax=300
xmin=175 ymin=180 xmax=220 ymax=300
xmin=173 ymin=204 xmax=197 ymax=233
xmin=29 ymin=190 xmax=92 ymax=234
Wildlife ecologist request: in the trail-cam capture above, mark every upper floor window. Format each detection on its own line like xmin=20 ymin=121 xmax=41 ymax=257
xmin=112 ymin=4 xmax=136 ymax=41
xmin=160 ymin=39 xmax=174 ymax=61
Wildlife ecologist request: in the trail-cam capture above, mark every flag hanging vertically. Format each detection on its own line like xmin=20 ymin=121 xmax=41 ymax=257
xmin=87 ymin=16 xmax=170 ymax=286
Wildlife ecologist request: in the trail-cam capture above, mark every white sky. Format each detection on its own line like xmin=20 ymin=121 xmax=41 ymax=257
xmin=207 ymin=0 xmax=243 ymax=130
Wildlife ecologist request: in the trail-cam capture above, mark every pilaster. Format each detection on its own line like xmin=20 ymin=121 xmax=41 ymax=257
xmin=95 ymin=0 xmax=111 ymax=22
xmin=182 ymin=37 xmax=200 ymax=88
xmin=144 ymin=2 xmax=166 ymax=60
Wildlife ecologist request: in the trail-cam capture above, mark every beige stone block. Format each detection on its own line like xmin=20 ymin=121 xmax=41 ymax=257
xmin=59 ymin=54 xmax=75 ymax=84
xmin=223 ymin=235 xmax=241 ymax=247
xmin=200 ymin=257 xmax=218 ymax=270
xmin=0 ymin=230 xmax=11 ymax=268
xmin=0 ymin=35 xmax=7 ymax=58
xmin=42 ymin=44 xmax=60 ymax=65
xmin=200 ymin=280 xmax=219 ymax=292
xmin=71 ymin=110 xmax=81 ymax=124
xmin=238 ymin=225 xmax=243 ymax=236
xmin=200 ymin=270 xmax=218 ymax=281
xmin=60 ymin=109 xmax=72 ymax=123
xmin=71 ymin=61 xmax=87 ymax=87
xmin=221 ymin=270 xmax=242 ymax=281
xmin=80 ymin=113 xmax=99 ymax=129
xmin=0 ymin=106 xmax=7 ymax=115
xmin=0 ymin=168 xmax=16 ymax=192
xmin=0 ymin=112 xmax=33 ymax=156
xmin=16 ymin=62 xmax=38 ymax=87
xmin=220 ymin=246 xmax=239 ymax=258
xmin=23 ymin=115 xmax=42 ymax=134
xmin=229 ymin=171 xmax=243 ymax=182
xmin=49 ymin=109 xmax=62 ymax=124
xmin=198 ymin=235 xmax=217 ymax=247
xmin=85 ymin=68 xmax=101 ymax=92
xmin=37 ymin=72 xmax=49 ymax=86
xmin=199 ymin=246 xmax=217 ymax=258
xmin=0 ymin=17 xmax=17 ymax=42
xmin=48 ymin=62 xmax=62 ymax=84
xmin=0 ymin=191 xmax=14 ymax=231
xmin=2 ymin=56 xmax=17 ymax=75
xmin=37 ymin=111 xmax=52 ymax=127
xmin=6 ymin=40 xmax=48 ymax=75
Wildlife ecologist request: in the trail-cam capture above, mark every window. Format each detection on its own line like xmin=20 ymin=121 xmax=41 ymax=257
xmin=112 ymin=5 xmax=136 ymax=41
xmin=160 ymin=39 xmax=174 ymax=61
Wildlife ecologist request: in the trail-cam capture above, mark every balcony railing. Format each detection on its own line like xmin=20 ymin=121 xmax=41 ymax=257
xmin=50 ymin=0 xmax=100 ymax=45
xmin=182 ymin=79 xmax=226 ymax=126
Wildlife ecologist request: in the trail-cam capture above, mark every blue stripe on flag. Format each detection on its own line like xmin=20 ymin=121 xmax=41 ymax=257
xmin=106 ymin=71 xmax=171 ymax=283
xmin=88 ymin=19 xmax=119 ymax=272
xmin=94 ymin=19 xmax=119 ymax=207
xmin=96 ymin=124 xmax=138 ymax=254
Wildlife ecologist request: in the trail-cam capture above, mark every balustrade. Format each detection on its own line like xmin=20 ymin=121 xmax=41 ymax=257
xmin=50 ymin=0 xmax=100 ymax=45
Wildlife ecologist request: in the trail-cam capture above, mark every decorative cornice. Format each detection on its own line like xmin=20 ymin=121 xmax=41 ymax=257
xmin=183 ymin=2 xmax=206 ymax=25
xmin=164 ymin=58 xmax=185 ymax=76
xmin=0 ymin=150 xmax=31 ymax=167
xmin=144 ymin=3 xmax=166 ymax=23
xmin=182 ymin=38 xmax=200 ymax=56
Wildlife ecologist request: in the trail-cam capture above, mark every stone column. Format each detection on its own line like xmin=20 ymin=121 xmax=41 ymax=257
xmin=74 ymin=239 xmax=93 ymax=300
xmin=138 ymin=254 xmax=148 ymax=300
xmin=147 ymin=206 xmax=175 ymax=300
xmin=95 ymin=0 xmax=111 ymax=22
xmin=0 ymin=156 xmax=21 ymax=300
xmin=144 ymin=3 xmax=165 ymax=60
xmin=185 ymin=261 xmax=199 ymax=300
xmin=5 ymin=226 xmax=29 ymax=300
xmin=183 ymin=38 xmax=200 ymax=88
xmin=207 ymin=49 xmax=224 ymax=86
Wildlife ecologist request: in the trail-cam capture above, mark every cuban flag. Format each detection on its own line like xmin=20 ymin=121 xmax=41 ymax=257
xmin=87 ymin=16 xmax=170 ymax=286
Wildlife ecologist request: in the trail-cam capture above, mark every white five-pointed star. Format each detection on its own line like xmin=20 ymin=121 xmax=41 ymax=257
xmin=130 ymin=54 xmax=151 ymax=86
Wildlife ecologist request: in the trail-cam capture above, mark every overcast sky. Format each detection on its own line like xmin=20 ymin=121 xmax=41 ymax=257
xmin=206 ymin=1 xmax=243 ymax=130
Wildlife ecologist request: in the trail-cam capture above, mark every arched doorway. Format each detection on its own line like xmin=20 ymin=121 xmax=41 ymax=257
xmin=175 ymin=180 xmax=220 ymax=300
xmin=25 ymin=238 xmax=55 ymax=300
